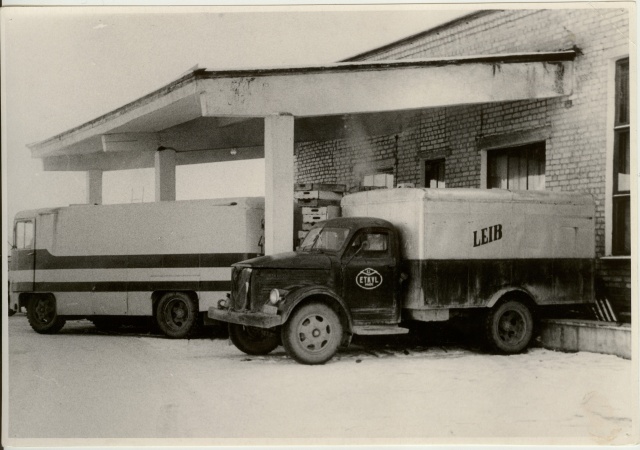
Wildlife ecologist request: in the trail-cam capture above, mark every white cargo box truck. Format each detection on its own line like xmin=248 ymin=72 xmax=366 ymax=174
xmin=209 ymin=188 xmax=596 ymax=364
xmin=9 ymin=197 xmax=264 ymax=338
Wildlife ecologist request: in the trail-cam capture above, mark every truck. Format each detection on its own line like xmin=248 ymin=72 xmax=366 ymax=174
xmin=209 ymin=188 xmax=596 ymax=364
xmin=9 ymin=197 xmax=264 ymax=338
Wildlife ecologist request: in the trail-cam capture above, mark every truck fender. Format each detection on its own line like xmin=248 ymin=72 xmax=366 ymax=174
xmin=279 ymin=286 xmax=353 ymax=333
xmin=486 ymin=287 xmax=536 ymax=308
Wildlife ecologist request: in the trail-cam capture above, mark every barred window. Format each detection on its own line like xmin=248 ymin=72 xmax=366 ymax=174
xmin=487 ymin=142 xmax=545 ymax=190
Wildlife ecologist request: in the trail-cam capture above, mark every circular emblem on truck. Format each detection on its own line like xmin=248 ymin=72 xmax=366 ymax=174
xmin=356 ymin=268 xmax=383 ymax=290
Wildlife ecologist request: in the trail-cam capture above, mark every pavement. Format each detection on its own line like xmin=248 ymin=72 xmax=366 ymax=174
xmin=4 ymin=314 xmax=637 ymax=445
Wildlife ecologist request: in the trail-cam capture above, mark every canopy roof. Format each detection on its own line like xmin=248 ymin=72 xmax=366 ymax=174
xmin=30 ymin=51 xmax=575 ymax=172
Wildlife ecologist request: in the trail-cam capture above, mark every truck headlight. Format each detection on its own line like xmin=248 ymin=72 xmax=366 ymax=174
xmin=269 ymin=289 xmax=281 ymax=304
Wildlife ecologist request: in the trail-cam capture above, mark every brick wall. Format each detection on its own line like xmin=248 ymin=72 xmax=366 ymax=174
xmin=294 ymin=8 xmax=631 ymax=316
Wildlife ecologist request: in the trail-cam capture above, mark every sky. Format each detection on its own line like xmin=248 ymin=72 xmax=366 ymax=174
xmin=1 ymin=6 xmax=474 ymax=228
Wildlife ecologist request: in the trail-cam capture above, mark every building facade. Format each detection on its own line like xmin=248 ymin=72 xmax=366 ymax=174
xmin=294 ymin=9 xmax=632 ymax=319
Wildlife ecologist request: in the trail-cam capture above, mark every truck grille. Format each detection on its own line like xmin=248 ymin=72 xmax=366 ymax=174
xmin=230 ymin=267 xmax=252 ymax=311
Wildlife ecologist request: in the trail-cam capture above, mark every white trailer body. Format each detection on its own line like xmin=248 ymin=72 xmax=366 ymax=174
xmin=9 ymin=197 xmax=264 ymax=336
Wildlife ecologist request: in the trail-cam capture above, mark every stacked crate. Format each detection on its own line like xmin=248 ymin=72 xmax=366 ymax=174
xmin=295 ymin=183 xmax=345 ymax=245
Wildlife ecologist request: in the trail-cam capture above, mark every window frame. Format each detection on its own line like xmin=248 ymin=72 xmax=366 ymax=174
xmin=478 ymin=126 xmax=550 ymax=189
xmin=604 ymin=49 xmax=631 ymax=257
xmin=344 ymin=229 xmax=392 ymax=260
xmin=422 ymin=158 xmax=446 ymax=189
xmin=14 ymin=220 xmax=35 ymax=250
xmin=486 ymin=142 xmax=546 ymax=191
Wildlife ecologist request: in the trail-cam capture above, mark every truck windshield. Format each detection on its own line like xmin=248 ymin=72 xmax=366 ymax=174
xmin=299 ymin=226 xmax=350 ymax=252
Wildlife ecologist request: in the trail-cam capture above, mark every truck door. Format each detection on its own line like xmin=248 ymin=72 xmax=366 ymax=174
xmin=11 ymin=219 xmax=36 ymax=291
xmin=341 ymin=228 xmax=398 ymax=324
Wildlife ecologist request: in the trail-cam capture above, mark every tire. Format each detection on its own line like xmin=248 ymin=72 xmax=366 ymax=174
xmin=485 ymin=299 xmax=534 ymax=354
xmin=155 ymin=292 xmax=199 ymax=338
xmin=282 ymin=302 xmax=343 ymax=365
xmin=26 ymin=295 xmax=66 ymax=334
xmin=229 ymin=324 xmax=279 ymax=355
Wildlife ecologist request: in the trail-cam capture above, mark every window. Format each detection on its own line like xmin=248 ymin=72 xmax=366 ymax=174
xmin=349 ymin=231 xmax=390 ymax=258
xmin=612 ymin=58 xmax=630 ymax=255
xmin=487 ymin=142 xmax=545 ymax=190
xmin=424 ymin=159 xmax=445 ymax=188
xmin=299 ymin=226 xmax=351 ymax=252
xmin=14 ymin=221 xmax=34 ymax=249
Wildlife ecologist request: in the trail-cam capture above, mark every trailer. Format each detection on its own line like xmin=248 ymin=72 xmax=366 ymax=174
xmin=209 ymin=188 xmax=596 ymax=364
xmin=9 ymin=197 xmax=264 ymax=338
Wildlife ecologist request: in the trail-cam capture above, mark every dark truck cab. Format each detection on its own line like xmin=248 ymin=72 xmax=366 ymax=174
xmin=210 ymin=188 xmax=596 ymax=365
xmin=210 ymin=217 xmax=405 ymax=364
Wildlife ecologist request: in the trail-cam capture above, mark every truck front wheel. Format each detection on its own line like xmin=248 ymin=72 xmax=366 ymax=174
xmin=282 ymin=302 xmax=343 ymax=365
xmin=485 ymin=300 xmax=533 ymax=354
xmin=156 ymin=292 xmax=199 ymax=338
xmin=27 ymin=295 xmax=66 ymax=334
xmin=229 ymin=324 xmax=279 ymax=355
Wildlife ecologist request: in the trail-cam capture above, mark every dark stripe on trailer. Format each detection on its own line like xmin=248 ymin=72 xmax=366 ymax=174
xmin=402 ymin=258 xmax=595 ymax=307
xmin=10 ymin=249 xmax=259 ymax=270
xmin=12 ymin=280 xmax=232 ymax=292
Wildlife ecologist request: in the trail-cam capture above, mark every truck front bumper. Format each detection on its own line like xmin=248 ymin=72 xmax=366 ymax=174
xmin=208 ymin=306 xmax=282 ymax=329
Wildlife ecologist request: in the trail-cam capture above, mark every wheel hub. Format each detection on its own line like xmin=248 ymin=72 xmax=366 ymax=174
xmin=297 ymin=315 xmax=332 ymax=352
xmin=498 ymin=311 xmax=525 ymax=343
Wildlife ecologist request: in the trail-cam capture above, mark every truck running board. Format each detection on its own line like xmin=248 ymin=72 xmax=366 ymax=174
xmin=352 ymin=325 xmax=410 ymax=335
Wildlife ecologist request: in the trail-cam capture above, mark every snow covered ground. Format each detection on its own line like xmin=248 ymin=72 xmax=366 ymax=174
xmin=6 ymin=315 xmax=637 ymax=446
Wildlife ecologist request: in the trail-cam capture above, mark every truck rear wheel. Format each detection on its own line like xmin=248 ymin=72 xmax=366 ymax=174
xmin=282 ymin=302 xmax=343 ymax=365
xmin=27 ymin=295 xmax=66 ymax=334
xmin=155 ymin=292 xmax=199 ymax=338
xmin=485 ymin=299 xmax=533 ymax=354
xmin=229 ymin=324 xmax=279 ymax=355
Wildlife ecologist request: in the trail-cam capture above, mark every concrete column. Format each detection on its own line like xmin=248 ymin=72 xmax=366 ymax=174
xmin=154 ymin=148 xmax=176 ymax=202
xmin=86 ymin=170 xmax=103 ymax=205
xmin=264 ymin=114 xmax=294 ymax=255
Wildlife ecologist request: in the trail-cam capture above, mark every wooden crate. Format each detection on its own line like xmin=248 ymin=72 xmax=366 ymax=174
xmin=301 ymin=205 xmax=341 ymax=221
xmin=296 ymin=198 xmax=342 ymax=207
xmin=294 ymin=190 xmax=343 ymax=202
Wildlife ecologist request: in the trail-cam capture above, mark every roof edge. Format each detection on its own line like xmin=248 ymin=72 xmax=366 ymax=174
xmin=28 ymin=70 xmax=204 ymax=151
xmin=340 ymin=10 xmax=496 ymax=62
xmin=29 ymin=50 xmax=575 ymax=152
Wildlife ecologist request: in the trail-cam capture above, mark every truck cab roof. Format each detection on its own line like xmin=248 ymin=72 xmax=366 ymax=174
xmin=318 ymin=216 xmax=394 ymax=230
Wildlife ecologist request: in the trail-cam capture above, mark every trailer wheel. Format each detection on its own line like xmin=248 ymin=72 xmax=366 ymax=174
xmin=485 ymin=299 xmax=533 ymax=354
xmin=282 ymin=302 xmax=343 ymax=365
xmin=229 ymin=324 xmax=279 ymax=355
xmin=27 ymin=295 xmax=66 ymax=334
xmin=156 ymin=292 xmax=199 ymax=338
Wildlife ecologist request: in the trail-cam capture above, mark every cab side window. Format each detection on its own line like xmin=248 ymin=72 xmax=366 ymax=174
xmin=349 ymin=231 xmax=390 ymax=258
xmin=15 ymin=221 xmax=34 ymax=249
